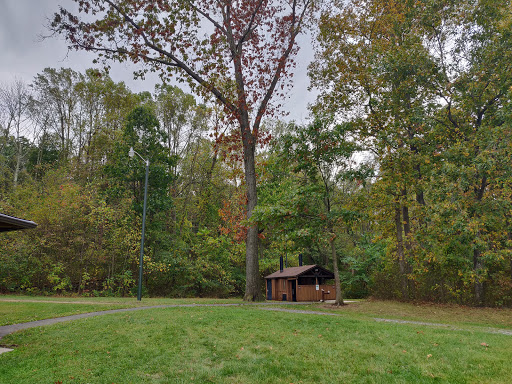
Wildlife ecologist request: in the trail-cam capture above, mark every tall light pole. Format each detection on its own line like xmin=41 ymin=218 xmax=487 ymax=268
xmin=129 ymin=147 xmax=149 ymax=301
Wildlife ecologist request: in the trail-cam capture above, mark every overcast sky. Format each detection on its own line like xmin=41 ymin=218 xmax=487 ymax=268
xmin=0 ymin=0 xmax=317 ymax=122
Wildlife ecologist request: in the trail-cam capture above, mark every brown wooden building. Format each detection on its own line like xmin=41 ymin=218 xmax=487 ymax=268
xmin=265 ymin=264 xmax=335 ymax=302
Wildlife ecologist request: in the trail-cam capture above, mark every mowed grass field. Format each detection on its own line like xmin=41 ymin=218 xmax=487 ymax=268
xmin=1 ymin=297 xmax=512 ymax=383
xmin=0 ymin=296 xmax=244 ymax=326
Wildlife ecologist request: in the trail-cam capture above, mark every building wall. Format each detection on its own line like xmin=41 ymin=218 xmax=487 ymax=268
xmin=268 ymin=278 xmax=335 ymax=302
xmin=271 ymin=278 xmax=290 ymax=301
xmin=297 ymin=284 xmax=336 ymax=301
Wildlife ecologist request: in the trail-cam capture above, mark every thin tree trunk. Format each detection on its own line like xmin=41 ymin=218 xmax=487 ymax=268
xmin=402 ymin=188 xmax=413 ymax=286
xmin=13 ymin=142 xmax=22 ymax=190
xmin=509 ymin=228 xmax=512 ymax=281
xmin=402 ymin=202 xmax=415 ymax=298
xmin=395 ymin=203 xmax=408 ymax=300
xmin=178 ymin=141 xmax=200 ymax=235
xmin=472 ymin=176 xmax=487 ymax=305
xmin=198 ymin=140 xmax=219 ymax=229
xmin=473 ymin=248 xmax=484 ymax=305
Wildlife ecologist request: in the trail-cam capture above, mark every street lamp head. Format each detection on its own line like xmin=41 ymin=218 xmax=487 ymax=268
xmin=128 ymin=147 xmax=135 ymax=158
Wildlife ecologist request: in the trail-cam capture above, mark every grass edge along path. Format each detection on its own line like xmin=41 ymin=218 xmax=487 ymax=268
xmin=2 ymin=303 xmax=512 ymax=349
xmin=2 ymin=305 xmax=512 ymax=384
xmin=261 ymin=307 xmax=512 ymax=336
xmin=0 ymin=303 xmax=244 ymax=341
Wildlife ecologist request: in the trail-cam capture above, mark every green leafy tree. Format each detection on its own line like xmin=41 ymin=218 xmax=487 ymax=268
xmin=310 ymin=0 xmax=443 ymax=299
xmin=256 ymin=117 xmax=362 ymax=305
xmin=0 ymin=79 xmax=34 ymax=190
xmin=73 ymin=69 xmax=138 ymax=179
xmin=0 ymin=168 xmax=139 ymax=295
xmin=30 ymin=68 xmax=82 ymax=161
xmin=425 ymin=1 xmax=512 ymax=304
xmin=310 ymin=0 xmax=512 ymax=305
xmin=106 ymin=105 xmax=177 ymax=264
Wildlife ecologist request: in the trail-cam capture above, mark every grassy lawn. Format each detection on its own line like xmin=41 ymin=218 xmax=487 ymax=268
xmin=0 ymin=296 xmax=245 ymax=326
xmin=1 ymin=299 xmax=512 ymax=383
xmin=0 ymin=301 xmax=130 ymax=326
xmin=292 ymin=300 xmax=512 ymax=330
xmin=0 ymin=294 xmax=245 ymax=306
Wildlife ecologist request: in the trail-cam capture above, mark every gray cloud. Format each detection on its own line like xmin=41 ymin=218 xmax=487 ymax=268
xmin=0 ymin=0 xmax=316 ymax=122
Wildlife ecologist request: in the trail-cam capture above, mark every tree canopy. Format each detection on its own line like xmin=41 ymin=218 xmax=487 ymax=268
xmin=50 ymin=0 xmax=315 ymax=300
xmin=1 ymin=0 xmax=512 ymax=306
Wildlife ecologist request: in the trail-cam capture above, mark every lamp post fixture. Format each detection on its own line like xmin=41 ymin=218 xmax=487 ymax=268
xmin=129 ymin=147 xmax=149 ymax=301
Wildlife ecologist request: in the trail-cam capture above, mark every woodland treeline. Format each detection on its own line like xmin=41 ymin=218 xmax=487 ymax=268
xmin=0 ymin=68 xmax=251 ymax=297
xmin=1 ymin=0 xmax=512 ymax=306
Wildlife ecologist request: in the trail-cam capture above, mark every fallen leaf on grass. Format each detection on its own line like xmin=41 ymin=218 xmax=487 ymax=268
xmin=427 ymin=354 xmax=432 ymax=359
xmin=481 ymin=342 xmax=489 ymax=348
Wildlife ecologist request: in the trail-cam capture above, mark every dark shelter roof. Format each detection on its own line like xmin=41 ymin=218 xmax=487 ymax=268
xmin=0 ymin=213 xmax=37 ymax=232
xmin=265 ymin=264 xmax=334 ymax=279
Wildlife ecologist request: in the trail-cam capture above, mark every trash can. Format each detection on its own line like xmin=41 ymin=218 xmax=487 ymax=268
xmin=282 ymin=293 xmax=287 ymax=301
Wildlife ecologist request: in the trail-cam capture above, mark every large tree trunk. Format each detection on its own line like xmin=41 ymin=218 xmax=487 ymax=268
xmin=242 ymin=133 xmax=261 ymax=301
xmin=329 ymin=233 xmax=344 ymax=306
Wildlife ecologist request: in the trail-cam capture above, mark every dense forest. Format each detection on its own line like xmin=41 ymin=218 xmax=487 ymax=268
xmin=1 ymin=0 xmax=512 ymax=306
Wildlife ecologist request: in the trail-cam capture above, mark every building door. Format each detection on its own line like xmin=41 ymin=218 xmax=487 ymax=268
xmin=266 ymin=280 xmax=272 ymax=300
xmin=291 ymin=280 xmax=297 ymax=302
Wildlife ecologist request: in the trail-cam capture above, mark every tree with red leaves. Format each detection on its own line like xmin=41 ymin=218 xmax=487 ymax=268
xmin=50 ymin=0 xmax=314 ymax=300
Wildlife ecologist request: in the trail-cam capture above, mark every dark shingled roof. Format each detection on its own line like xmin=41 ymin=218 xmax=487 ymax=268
xmin=0 ymin=213 xmax=37 ymax=232
xmin=265 ymin=264 xmax=334 ymax=279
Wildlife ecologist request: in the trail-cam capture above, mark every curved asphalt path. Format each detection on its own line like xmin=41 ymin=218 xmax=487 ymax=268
xmin=0 ymin=301 xmax=316 ymax=342
xmin=1 ymin=302 xmax=511 ymax=352
xmin=0 ymin=303 xmax=245 ymax=341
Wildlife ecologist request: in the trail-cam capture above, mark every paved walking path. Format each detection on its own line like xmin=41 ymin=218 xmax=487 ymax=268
xmin=373 ymin=317 xmax=512 ymax=336
xmin=0 ymin=303 xmax=246 ymax=341
xmin=261 ymin=307 xmax=512 ymax=336
xmin=0 ymin=299 xmax=124 ymax=305
xmin=1 ymin=302 xmax=511 ymax=354
xmin=0 ymin=302 xmax=315 ymax=343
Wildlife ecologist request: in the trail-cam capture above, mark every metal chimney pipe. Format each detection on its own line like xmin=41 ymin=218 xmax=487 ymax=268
xmin=280 ymin=256 xmax=284 ymax=272
xmin=299 ymin=253 xmax=303 ymax=266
